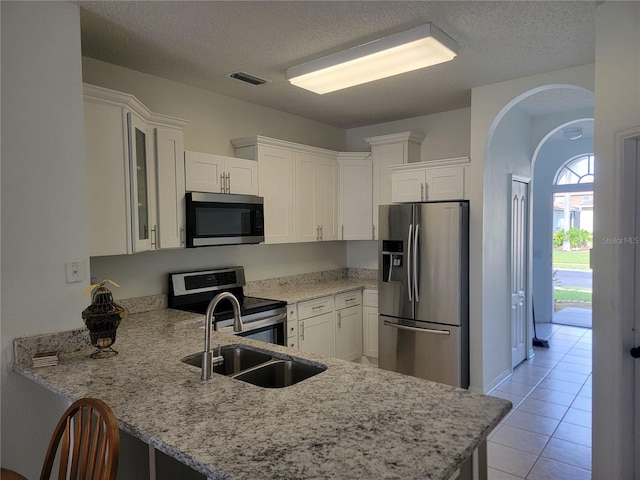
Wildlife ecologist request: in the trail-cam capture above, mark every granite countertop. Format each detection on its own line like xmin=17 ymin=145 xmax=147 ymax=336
xmin=14 ymin=309 xmax=511 ymax=480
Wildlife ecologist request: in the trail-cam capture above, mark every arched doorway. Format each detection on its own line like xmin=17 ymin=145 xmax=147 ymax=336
xmin=531 ymin=120 xmax=594 ymax=332
xmin=551 ymin=154 xmax=593 ymax=328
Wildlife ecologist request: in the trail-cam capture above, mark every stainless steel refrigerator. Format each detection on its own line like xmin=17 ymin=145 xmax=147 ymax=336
xmin=378 ymin=201 xmax=469 ymax=388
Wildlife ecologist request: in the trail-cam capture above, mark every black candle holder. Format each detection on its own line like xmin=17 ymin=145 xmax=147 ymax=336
xmin=82 ymin=283 xmax=126 ymax=359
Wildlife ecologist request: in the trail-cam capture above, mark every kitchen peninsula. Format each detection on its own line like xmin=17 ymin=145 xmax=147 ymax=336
xmin=14 ymin=307 xmax=510 ymax=480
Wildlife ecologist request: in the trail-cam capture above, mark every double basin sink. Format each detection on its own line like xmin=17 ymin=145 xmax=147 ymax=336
xmin=181 ymin=345 xmax=326 ymax=388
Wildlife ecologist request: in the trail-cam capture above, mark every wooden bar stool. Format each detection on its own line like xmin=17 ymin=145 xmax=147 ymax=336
xmin=1 ymin=467 xmax=28 ymax=479
xmin=3 ymin=398 xmax=120 ymax=480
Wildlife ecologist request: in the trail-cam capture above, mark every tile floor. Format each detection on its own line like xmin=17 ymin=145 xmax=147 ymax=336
xmin=487 ymin=324 xmax=592 ymax=479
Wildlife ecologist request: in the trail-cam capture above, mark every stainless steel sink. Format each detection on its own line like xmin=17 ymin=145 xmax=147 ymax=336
xmin=181 ymin=345 xmax=273 ymax=375
xmin=181 ymin=344 xmax=326 ymax=387
xmin=233 ymin=360 xmax=326 ymax=388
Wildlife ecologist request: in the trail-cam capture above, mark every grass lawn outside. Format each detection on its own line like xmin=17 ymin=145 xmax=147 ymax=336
xmin=553 ymin=249 xmax=592 ymax=270
xmin=554 ymin=286 xmax=592 ymax=302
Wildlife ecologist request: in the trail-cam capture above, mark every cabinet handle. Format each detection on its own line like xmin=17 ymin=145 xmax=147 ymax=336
xmin=424 ymin=182 xmax=429 ymax=200
xmin=316 ymin=225 xmax=320 ymax=241
xmin=420 ymin=183 xmax=424 ymax=201
xmin=341 ymin=224 xmax=344 ymax=240
xmin=226 ymin=173 xmax=231 ymax=193
xmin=312 ymin=305 xmax=324 ymax=310
xmin=372 ymin=224 xmax=375 ymax=240
xmin=220 ymin=173 xmax=225 ymax=193
xmin=345 ymin=297 xmax=356 ymax=302
xmin=180 ymin=227 xmax=185 ymax=246
xmin=151 ymin=225 xmax=157 ymax=248
xmin=320 ymin=225 xmax=323 ymax=240
xmin=300 ymin=322 xmax=304 ymax=340
xmin=337 ymin=311 xmax=342 ymax=328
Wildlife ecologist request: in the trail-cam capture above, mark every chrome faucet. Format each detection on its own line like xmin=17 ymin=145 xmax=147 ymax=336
xmin=201 ymin=291 xmax=243 ymax=380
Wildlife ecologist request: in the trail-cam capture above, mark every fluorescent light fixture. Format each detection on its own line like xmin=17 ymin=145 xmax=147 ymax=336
xmin=286 ymin=23 xmax=458 ymax=94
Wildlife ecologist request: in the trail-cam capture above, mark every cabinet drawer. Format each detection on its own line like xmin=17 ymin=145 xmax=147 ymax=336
xmin=363 ymin=289 xmax=378 ymax=307
xmin=287 ymin=304 xmax=298 ymax=322
xmin=297 ymin=296 xmax=334 ymax=320
xmin=287 ymin=319 xmax=298 ymax=338
xmin=287 ymin=336 xmax=298 ymax=350
xmin=335 ymin=290 xmax=362 ymax=310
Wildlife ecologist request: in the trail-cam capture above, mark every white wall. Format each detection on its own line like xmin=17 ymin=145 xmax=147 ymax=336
xmin=592 ymin=1 xmax=640 ymax=476
xmin=346 ymin=107 xmax=471 ymax=161
xmin=469 ymin=64 xmax=595 ymax=392
xmin=1 ymin=2 xmax=88 ymax=476
xmin=532 ymin=134 xmax=593 ymax=324
xmin=481 ymin=106 xmax=533 ymax=388
xmin=83 ymin=57 xmax=346 ymax=155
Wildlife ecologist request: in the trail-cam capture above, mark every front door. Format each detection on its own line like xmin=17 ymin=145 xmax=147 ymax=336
xmin=511 ymin=178 xmax=529 ymax=368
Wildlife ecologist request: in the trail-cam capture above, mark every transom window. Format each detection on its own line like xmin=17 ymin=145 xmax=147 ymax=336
xmin=554 ymin=154 xmax=594 ymax=185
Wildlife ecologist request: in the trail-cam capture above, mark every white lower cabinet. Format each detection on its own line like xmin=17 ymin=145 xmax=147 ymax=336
xmin=362 ymin=289 xmax=379 ymax=358
xmin=296 ymin=290 xmax=364 ymax=362
xmin=299 ymin=311 xmax=335 ymax=358
xmin=335 ymin=305 xmax=362 ymax=361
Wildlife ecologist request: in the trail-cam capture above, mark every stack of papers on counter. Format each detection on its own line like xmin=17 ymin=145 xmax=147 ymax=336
xmin=32 ymin=351 xmax=58 ymax=367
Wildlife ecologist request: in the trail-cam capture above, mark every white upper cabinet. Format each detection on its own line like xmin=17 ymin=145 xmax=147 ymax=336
xmin=365 ymin=132 xmax=425 ymax=239
xmin=295 ymin=152 xmax=338 ymax=242
xmin=338 ymin=153 xmax=373 ymax=240
xmin=155 ymin=128 xmax=186 ymax=249
xmin=390 ymin=157 xmax=469 ymax=203
xmin=128 ymin=111 xmax=155 ymax=253
xmin=232 ymin=139 xmax=297 ymax=244
xmin=83 ymin=84 xmax=189 ymax=256
xmin=232 ymin=136 xmax=339 ymax=244
xmin=184 ymin=151 xmax=258 ymax=195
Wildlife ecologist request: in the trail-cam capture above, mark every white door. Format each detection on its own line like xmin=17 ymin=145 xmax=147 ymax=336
xmin=510 ymin=178 xmax=529 ymax=368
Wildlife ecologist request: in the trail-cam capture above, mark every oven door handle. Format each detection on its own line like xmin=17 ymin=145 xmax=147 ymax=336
xmin=218 ymin=312 xmax=287 ymax=334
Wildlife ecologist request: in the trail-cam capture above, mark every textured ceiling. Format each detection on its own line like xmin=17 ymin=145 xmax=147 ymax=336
xmin=76 ymin=1 xmax=597 ymax=128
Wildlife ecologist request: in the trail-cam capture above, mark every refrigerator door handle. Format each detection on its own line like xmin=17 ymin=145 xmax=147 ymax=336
xmin=383 ymin=321 xmax=451 ymax=335
xmin=413 ymin=224 xmax=420 ymax=302
xmin=407 ymin=224 xmax=413 ymax=301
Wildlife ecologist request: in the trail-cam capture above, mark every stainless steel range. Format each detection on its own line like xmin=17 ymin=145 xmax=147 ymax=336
xmin=168 ymin=266 xmax=287 ymax=346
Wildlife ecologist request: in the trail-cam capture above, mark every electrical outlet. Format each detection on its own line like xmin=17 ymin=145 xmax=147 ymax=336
xmin=66 ymin=260 xmax=85 ymax=283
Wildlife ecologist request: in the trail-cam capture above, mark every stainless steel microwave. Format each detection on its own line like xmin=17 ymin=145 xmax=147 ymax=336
xmin=185 ymin=192 xmax=264 ymax=247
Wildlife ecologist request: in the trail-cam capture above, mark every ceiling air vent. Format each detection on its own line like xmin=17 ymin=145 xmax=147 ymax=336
xmin=227 ymin=72 xmax=270 ymax=86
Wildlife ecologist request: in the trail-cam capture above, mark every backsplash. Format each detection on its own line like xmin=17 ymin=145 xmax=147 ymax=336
xmin=245 ymin=268 xmax=376 ymax=290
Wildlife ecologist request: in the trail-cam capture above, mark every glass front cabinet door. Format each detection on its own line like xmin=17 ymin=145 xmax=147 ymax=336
xmin=127 ymin=112 xmax=156 ymax=252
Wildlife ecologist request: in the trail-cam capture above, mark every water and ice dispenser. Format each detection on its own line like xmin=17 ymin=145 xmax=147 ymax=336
xmin=381 ymin=240 xmax=404 ymax=283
